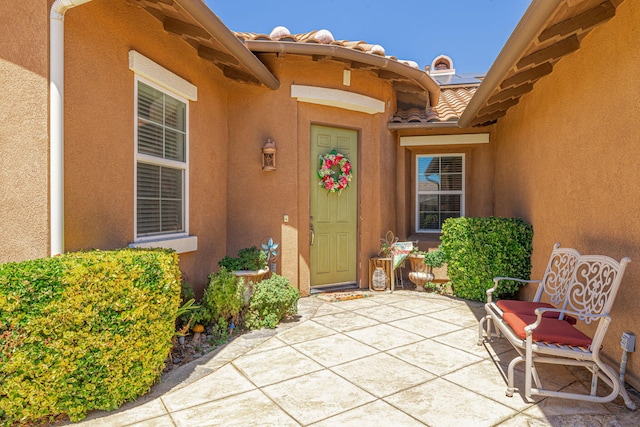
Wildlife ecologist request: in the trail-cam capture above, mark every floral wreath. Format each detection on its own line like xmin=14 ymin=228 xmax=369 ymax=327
xmin=318 ymin=150 xmax=353 ymax=194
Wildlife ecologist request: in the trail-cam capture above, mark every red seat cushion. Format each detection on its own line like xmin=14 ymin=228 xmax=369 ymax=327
xmin=497 ymin=300 xmax=577 ymax=325
xmin=503 ymin=312 xmax=592 ymax=348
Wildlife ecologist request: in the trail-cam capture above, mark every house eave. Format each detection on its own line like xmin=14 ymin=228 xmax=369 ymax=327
xmin=137 ymin=0 xmax=280 ymax=90
xmin=459 ymin=0 xmax=622 ymax=128
xmin=458 ymin=0 xmax=563 ymax=127
xmin=243 ymin=39 xmax=440 ymax=106
xmin=387 ymin=121 xmax=461 ymax=131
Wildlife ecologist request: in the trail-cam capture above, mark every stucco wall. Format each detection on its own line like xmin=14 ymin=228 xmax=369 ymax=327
xmin=0 ymin=1 xmax=50 ymax=262
xmin=63 ymin=0 xmax=231 ymax=294
xmin=492 ymin=1 xmax=640 ymax=389
xmin=226 ymin=55 xmax=397 ymax=295
xmin=395 ymin=127 xmax=496 ymax=247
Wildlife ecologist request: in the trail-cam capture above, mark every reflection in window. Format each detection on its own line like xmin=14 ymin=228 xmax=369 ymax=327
xmin=416 ymin=155 xmax=464 ymax=232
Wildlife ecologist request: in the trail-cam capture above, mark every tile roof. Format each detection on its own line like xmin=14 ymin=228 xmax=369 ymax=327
xmin=235 ymin=27 xmax=421 ymax=69
xmin=235 ymin=26 xmax=441 ymax=106
xmin=390 ymin=86 xmax=477 ymax=125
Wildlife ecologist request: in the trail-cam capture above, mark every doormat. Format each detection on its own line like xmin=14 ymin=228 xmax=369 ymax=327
xmin=315 ymin=291 xmax=373 ymax=303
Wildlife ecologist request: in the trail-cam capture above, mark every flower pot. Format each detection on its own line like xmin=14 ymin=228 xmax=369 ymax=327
xmin=408 ymin=254 xmax=434 ymax=291
xmin=234 ymin=267 xmax=269 ymax=303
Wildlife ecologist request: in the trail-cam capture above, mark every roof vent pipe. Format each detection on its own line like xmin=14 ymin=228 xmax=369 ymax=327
xmin=50 ymin=0 xmax=94 ymax=256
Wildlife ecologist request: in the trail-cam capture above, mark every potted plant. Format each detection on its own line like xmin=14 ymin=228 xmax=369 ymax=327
xmin=218 ymin=246 xmax=268 ymax=272
xmin=422 ymin=247 xmax=446 ymax=291
xmin=408 ymin=250 xmax=430 ymax=291
xmin=218 ymin=246 xmax=269 ymax=301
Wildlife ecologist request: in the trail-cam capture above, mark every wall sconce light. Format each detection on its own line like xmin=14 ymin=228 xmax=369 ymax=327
xmin=262 ymin=138 xmax=276 ymax=171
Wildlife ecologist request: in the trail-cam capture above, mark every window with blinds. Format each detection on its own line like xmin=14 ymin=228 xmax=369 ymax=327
xmin=416 ymin=154 xmax=464 ymax=232
xmin=136 ymin=81 xmax=187 ymax=237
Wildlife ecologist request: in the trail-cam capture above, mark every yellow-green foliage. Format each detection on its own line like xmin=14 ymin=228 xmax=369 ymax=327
xmin=0 ymin=249 xmax=181 ymax=424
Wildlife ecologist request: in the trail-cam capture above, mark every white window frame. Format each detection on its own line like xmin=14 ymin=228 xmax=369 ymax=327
xmin=415 ymin=154 xmax=465 ymax=233
xmin=129 ymin=51 xmax=197 ymax=253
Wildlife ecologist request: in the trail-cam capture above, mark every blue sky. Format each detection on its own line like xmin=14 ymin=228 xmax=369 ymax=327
xmin=205 ymin=0 xmax=531 ymax=74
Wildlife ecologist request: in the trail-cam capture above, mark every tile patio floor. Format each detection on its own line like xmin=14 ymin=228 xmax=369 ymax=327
xmin=72 ymin=291 xmax=639 ymax=426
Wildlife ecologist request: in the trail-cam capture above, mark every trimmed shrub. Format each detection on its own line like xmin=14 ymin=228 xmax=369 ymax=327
xmin=441 ymin=217 xmax=533 ymax=302
xmin=245 ymin=274 xmax=299 ymax=329
xmin=0 ymin=249 xmax=181 ymax=424
xmin=218 ymin=246 xmax=267 ymax=272
xmin=192 ymin=269 xmax=244 ymax=333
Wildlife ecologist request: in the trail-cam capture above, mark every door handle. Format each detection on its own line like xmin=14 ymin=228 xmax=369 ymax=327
xmin=310 ymin=222 xmax=315 ymax=246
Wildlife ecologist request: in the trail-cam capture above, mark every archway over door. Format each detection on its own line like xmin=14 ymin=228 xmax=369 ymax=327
xmin=309 ymin=125 xmax=358 ymax=289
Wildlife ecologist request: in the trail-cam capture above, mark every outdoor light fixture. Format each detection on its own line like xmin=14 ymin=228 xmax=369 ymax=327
xmin=262 ymin=138 xmax=276 ymax=171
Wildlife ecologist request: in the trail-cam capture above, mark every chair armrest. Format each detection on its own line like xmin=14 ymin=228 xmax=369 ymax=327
xmin=486 ymin=277 xmax=541 ymax=303
xmin=524 ymin=307 xmax=611 ymax=334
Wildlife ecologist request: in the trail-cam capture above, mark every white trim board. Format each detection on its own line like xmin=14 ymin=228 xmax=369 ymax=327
xmin=130 ymin=235 xmax=198 ymax=254
xmin=291 ymin=85 xmax=384 ymax=114
xmin=400 ymin=133 xmax=490 ymax=146
xmin=129 ymin=50 xmax=197 ymax=101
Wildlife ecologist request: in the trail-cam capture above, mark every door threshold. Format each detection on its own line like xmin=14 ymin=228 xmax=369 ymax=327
xmin=310 ymin=283 xmax=360 ymax=295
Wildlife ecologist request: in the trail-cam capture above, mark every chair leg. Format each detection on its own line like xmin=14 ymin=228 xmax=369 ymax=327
xmin=506 ymin=355 xmax=524 ymax=397
xmin=596 ymin=359 xmax=638 ymax=410
xmin=478 ymin=315 xmax=488 ymax=345
xmin=525 ymin=337 xmax=534 ymax=400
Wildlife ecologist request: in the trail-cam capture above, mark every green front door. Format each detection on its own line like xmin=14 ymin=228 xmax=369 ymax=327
xmin=310 ymin=125 xmax=358 ymax=288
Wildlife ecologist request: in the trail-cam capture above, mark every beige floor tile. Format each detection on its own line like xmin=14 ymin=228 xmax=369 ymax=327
xmin=171 ymin=389 xmax=298 ymax=427
xmin=493 ymin=413 xmax=541 ymax=426
xmin=528 ymin=414 xmax=621 ymax=427
xmin=293 ymin=333 xmax=378 ymax=367
xmin=444 ymin=359 xmax=540 ymax=410
xmin=433 ymin=325 xmax=513 ymax=358
xmin=388 ymin=297 xmax=451 ymax=314
xmin=308 ymin=399 xmax=426 ymax=426
xmin=430 ymin=306 xmax=486 ymax=328
xmin=324 ymin=297 xmax=381 ymax=311
xmin=312 ymin=310 xmax=381 ymax=332
xmin=387 ymin=339 xmax=484 ymax=376
xmin=369 ymin=291 xmax=412 ymax=300
xmin=244 ymin=336 xmax=287 ymax=355
xmin=385 ymin=377 xmax=517 ymax=427
xmin=354 ymin=303 xmax=421 ymax=323
xmin=523 ymin=382 xmax=611 ymax=418
xmin=275 ymin=320 xmax=336 ymax=345
xmin=128 ymin=415 xmax=176 ymax=427
xmin=232 ymin=345 xmax=323 ymax=387
xmin=345 ymin=324 xmax=424 ymax=351
xmin=331 ymin=352 xmax=436 ymax=398
xmin=422 ymin=294 xmax=473 ymax=307
xmin=389 ymin=315 xmax=463 ymax=338
xmin=261 ymin=369 xmax=376 ymax=425
xmin=74 ymin=398 xmax=168 ymax=426
xmin=162 ymin=364 xmax=255 ymax=412
xmin=312 ymin=302 xmax=347 ymax=317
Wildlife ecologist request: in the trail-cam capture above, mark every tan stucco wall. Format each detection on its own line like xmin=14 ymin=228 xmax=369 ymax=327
xmin=492 ymin=1 xmax=640 ymax=389
xmin=394 ymin=126 xmax=496 ymax=249
xmin=0 ymin=1 xmax=50 ymax=262
xmin=226 ymin=55 xmax=398 ymax=295
xmin=62 ymin=0 xmax=231 ymax=294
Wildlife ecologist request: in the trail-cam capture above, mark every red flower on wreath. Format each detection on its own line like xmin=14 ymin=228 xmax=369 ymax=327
xmin=317 ymin=150 xmax=353 ymax=194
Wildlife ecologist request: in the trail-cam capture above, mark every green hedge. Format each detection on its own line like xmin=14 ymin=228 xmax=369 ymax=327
xmin=441 ymin=217 xmax=533 ymax=302
xmin=0 ymin=249 xmax=181 ymax=424
xmin=245 ymin=274 xmax=299 ymax=330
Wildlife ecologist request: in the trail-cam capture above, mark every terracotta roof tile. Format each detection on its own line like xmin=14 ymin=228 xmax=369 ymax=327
xmin=391 ymin=86 xmax=477 ymax=124
xmin=235 ymin=26 xmax=420 ymax=68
